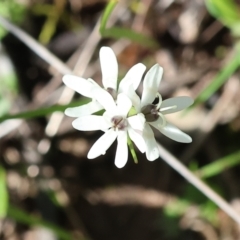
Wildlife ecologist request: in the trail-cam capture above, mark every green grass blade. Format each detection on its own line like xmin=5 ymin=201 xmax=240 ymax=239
xmin=191 ymin=52 xmax=240 ymax=107
xmin=205 ymin=0 xmax=240 ymax=34
xmin=195 ymin=150 xmax=240 ymax=179
xmin=100 ymin=0 xmax=118 ymax=33
xmin=102 ymin=27 xmax=158 ymax=48
xmin=0 ymin=99 xmax=89 ymax=122
xmin=8 ymin=204 xmax=74 ymax=240
xmin=39 ymin=15 xmax=58 ymax=44
xmin=205 ymin=0 xmax=240 ymax=35
xmin=205 ymin=0 xmax=240 ymax=22
xmin=0 ymin=166 xmax=8 ymax=219
xmin=99 ymin=1 xmax=158 ymax=48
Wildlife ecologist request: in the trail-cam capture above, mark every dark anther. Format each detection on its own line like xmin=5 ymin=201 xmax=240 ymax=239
xmin=107 ymin=88 xmax=117 ymax=100
xmin=141 ymin=104 xmax=159 ymax=122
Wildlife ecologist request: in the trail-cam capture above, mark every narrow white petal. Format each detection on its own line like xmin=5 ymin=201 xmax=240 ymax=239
xmin=118 ymin=63 xmax=146 ymax=92
xmin=116 ymin=93 xmax=132 ymax=116
xmin=159 ymin=123 xmax=192 ymax=143
xmin=72 ymin=115 xmax=110 ymax=131
xmin=87 ymin=129 xmax=117 ymax=159
xmin=115 ymin=131 xmax=128 ymax=168
xmin=121 ymin=84 xmax=141 ymax=112
xmin=142 ymin=124 xmax=160 ymax=161
xmin=93 ymin=88 xmax=116 ymax=112
xmin=128 ymin=128 xmax=145 ymax=153
xmin=141 ymin=64 xmax=163 ymax=107
xmin=102 ymin=111 xmax=113 ymax=125
xmin=160 ymin=96 xmax=194 ymax=114
xmin=128 ymin=113 xmax=146 ymax=131
xmin=63 ymin=75 xmax=95 ymax=98
xmin=65 ymin=101 xmax=103 ymax=117
xmin=99 ymin=47 xmax=118 ymax=90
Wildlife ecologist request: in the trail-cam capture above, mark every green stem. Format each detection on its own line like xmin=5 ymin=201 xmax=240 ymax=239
xmin=127 ymin=136 xmax=138 ymax=164
xmin=0 ymin=99 xmax=89 ymax=122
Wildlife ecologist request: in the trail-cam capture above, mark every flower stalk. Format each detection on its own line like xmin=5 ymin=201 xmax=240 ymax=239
xmin=127 ymin=136 xmax=138 ymax=164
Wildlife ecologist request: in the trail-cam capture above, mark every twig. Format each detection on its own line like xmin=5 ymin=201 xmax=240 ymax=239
xmin=44 ymin=19 xmax=101 ymax=136
xmin=0 ymin=119 xmax=22 ymax=138
xmin=0 ymin=15 xmax=71 ymax=75
xmin=157 ymin=143 xmax=240 ymax=225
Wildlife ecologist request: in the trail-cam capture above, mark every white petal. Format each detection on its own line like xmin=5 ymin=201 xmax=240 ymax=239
xmin=62 ymin=75 xmax=95 ymax=98
xmin=102 ymin=111 xmax=113 ymax=125
xmin=142 ymin=124 xmax=160 ymax=161
xmin=148 ymin=117 xmax=166 ymax=130
xmin=72 ymin=115 xmax=110 ymax=131
xmin=141 ymin=64 xmax=163 ymax=107
xmin=128 ymin=128 xmax=145 ymax=153
xmin=116 ymin=93 xmax=132 ymax=116
xmin=121 ymin=84 xmax=141 ymax=112
xmin=93 ymin=88 xmax=116 ymax=112
xmin=87 ymin=129 xmax=117 ymax=159
xmin=115 ymin=131 xmax=128 ymax=168
xmin=118 ymin=63 xmax=146 ymax=92
xmin=160 ymin=96 xmax=194 ymax=115
xmin=99 ymin=47 xmax=118 ymax=90
xmin=128 ymin=113 xmax=145 ymax=131
xmin=159 ymin=123 xmax=192 ymax=143
xmin=65 ymin=101 xmax=103 ymax=117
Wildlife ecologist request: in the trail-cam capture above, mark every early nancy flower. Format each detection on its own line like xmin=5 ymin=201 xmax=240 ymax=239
xmin=62 ymin=45 xmax=193 ymax=167
xmin=62 ymin=47 xmax=146 ymax=118
xmin=126 ymin=64 xmax=194 ymax=161
xmin=71 ymin=88 xmax=145 ymax=168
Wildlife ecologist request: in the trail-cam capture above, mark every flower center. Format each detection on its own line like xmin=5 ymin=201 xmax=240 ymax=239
xmin=111 ymin=116 xmax=128 ymax=130
xmin=107 ymin=87 xmax=117 ymax=100
xmin=141 ymin=104 xmax=159 ymax=122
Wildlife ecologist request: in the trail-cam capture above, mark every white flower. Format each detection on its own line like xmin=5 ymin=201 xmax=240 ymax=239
xmin=127 ymin=64 xmax=194 ymax=161
xmin=62 ymin=45 xmax=193 ymax=166
xmin=71 ymin=89 xmax=145 ymax=168
xmin=62 ymin=47 xmax=146 ymax=118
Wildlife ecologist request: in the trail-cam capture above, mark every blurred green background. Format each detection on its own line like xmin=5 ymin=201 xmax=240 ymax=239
xmin=1 ymin=0 xmax=240 ymax=239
